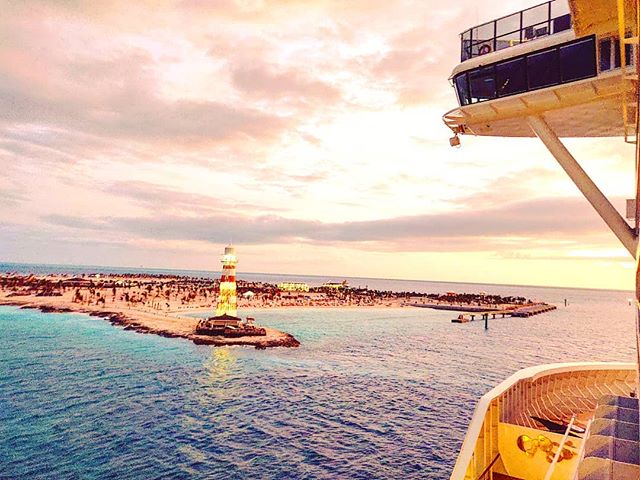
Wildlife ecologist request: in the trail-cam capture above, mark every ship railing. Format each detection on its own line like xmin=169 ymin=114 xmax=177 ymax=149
xmin=543 ymin=414 xmax=575 ymax=480
xmin=450 ymin=362 xmax=636 ymax=480
xmin=571 ymin=418 xmax=593 ymax=480
xmin=460 ymin=0 xmax=571 ymax=62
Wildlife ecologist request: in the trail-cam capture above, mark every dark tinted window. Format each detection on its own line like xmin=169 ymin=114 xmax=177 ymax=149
xmin=496 ymin=58 xmax=527 ymax=96
xmin=455 ymin=36 xmax=597 ymax=105
xmin=527 ymin=49 xmax=559 ymax=89
xmin=552 ymin=14 xmax=571 ymax=33
xmin=469 ymin=66 xmax=496 ymax=102
xmin=560 ymin=38 xmax=596 ymax=81
xmin=454 ymin=74 xmax=470 ymax=106
xmin=599 ymin=38 xmax=611 ymax=71
xmin=612 ymin=39 xmax=633 ymax=67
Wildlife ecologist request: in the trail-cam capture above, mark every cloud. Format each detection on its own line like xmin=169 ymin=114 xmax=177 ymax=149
xmin=0 ymin=71 xmax=288 ymax=145
xmin=0 ymin=186 xmax=25 ymax=206
xmin=104 ymin=180 xmax=285 ymax=214
xmin=0 ymin=15 xmax=291 ymax=147
xmin=41 ymin=196 xmax=621 ymax=250
xmin=0 ymin=0 xmax=634 ymax=288
xmin=231 ymin=63 xmax=341 ymax=105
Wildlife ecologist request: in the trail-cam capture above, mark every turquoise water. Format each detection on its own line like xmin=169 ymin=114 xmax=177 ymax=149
xmin=0 ymin=280 xmax=636 ymax=478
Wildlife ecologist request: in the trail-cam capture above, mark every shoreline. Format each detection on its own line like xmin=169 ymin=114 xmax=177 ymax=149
xmin=0 ymin=299 xmax=300 ymax=349
xmin=0 ymin=272 xmax=551 ymax=348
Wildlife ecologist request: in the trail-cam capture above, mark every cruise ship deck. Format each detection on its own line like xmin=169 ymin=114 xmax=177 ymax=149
xmin=443 ymin=1 xmax=640 ymax=479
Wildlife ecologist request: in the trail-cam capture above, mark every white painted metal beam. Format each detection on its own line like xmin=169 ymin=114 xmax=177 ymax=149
xmin=527 ymin=115 xmax=638 ymax=258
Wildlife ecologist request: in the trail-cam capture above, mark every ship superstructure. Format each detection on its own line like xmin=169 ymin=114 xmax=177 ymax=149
xmin=444 ymin=1 xmax=640 ymax=478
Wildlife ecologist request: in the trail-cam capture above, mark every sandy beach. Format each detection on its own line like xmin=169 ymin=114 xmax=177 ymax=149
xmin=0 ymin=272 xmax=543 ymax=347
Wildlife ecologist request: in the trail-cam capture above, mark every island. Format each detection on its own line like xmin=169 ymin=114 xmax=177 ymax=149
xmin=0 ymin=246 xmax=302 ymax=349
xmin=0 ymin=264 xmax=556 ymax=348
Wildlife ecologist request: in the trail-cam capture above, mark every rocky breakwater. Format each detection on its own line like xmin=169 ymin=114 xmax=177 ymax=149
xmin=190 ymin=316 xmax=300 ymax=349
xmin=6 ymin=301 xmax=299 ymax=349
xmin=189 ymin=327 xmax=300 ymax=349
xmin=86 ymin=308 xmax=301 ymax=348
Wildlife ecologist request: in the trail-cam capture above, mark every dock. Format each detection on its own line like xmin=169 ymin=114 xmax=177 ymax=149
xmin=510 ymin=303 xmax=557 ymax=317
xmin=451 ymin=303 xmax=556 ymax=323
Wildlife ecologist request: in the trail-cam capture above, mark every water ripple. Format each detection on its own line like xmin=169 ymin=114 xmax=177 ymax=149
xmin=0 ymin=285 xmax=635 ymax=479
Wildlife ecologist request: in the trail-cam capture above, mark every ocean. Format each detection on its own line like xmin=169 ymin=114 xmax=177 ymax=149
xmin=0 ymin=263 xmax=636 ymax=479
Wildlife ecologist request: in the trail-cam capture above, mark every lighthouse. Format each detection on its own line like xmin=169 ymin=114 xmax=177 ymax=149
xmin=195 ymin=244 xmax=268 ymax=337
xmin=214 ymin=245 xmax=239 ymax=319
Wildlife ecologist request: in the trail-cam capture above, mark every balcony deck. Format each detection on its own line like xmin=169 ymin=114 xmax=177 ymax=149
xmin=450 ymin=362 xmax=636 ymax=480
xmin=461 ymin=0 xmax=571 ymax=62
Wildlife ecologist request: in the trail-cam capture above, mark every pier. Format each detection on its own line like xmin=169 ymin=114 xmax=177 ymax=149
xmin=451 ymin=303 xmax=556 ymax=324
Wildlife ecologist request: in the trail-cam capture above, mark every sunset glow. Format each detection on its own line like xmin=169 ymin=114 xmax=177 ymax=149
xmin=0 ymin=0 xmax=635 ymax=290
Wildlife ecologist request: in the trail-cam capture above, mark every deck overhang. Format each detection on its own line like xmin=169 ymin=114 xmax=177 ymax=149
xmin=444 ymin=72 xmax=630 ymax=137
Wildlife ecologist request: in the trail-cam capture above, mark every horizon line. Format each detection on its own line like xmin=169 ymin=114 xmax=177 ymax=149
xmin=0 ymin=259 xmax=633 ymax=294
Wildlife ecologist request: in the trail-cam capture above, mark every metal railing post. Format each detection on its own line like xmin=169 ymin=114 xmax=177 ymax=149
xmin=544 ymin=415 xmax=576 ymax=480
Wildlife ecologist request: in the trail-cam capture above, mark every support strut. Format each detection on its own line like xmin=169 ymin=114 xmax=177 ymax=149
xmin=527 ymin=115 xmax=638 ymax=258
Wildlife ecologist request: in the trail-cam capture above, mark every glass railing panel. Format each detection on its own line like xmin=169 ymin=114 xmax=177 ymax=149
xmin=496 ymin=12 xmax=521 ymax=37
xmin=469 ymin=40 xmax=494 ymax=57
xmin=495 ymin=32 xmax=522 ymax=52
xmin=459 ymin=1 xmax=572 ymax=61
xmin=523 ymin=20 xmax=555 ymax=42
xmin=522 ymin=3 xmax=550 ymax=31
xmin=550 ymin=0 xmax=570 ymax=20
xmin=471 ymin=22 xmax=495 ymax=52
xmin=461 ymin=30 xmax=472 ymax=61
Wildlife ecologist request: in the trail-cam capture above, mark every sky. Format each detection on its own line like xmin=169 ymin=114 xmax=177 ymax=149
xmin=0 ymin=0 xmax=636 ymax=290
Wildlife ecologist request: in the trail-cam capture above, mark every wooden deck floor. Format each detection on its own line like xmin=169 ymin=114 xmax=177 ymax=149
xmin=493 ymin=473 xmax=523 ymax=480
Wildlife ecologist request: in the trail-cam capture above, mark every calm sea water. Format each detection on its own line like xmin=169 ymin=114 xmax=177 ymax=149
xmin=0 ymin=263 xmax=636 ymax=479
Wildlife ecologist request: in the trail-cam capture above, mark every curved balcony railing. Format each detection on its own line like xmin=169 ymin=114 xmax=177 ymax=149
xmin=449 ymin=362 xmax=636 ymax=480
xmin=461 ymin=0 xmax=572 ymax=62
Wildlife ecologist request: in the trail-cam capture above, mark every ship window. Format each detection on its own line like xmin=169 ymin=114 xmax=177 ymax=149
xmin=455 ymin=36 xmax=598 ymax=106
xmin=496 ymin=58 xmax=526 ymax=96
xmin=552 ymin=14 xmax=571 ymax=34
xmin=454 ymin=74 xmax=470 ymax=106
xmin=599 ymin=38 xmax=612 ymax=71
xmin=469 ymin=66 xmax=496 ymax=102
xmin=527 ymin=49 xmax=559 ymax=89
xmin=560 ymin=38 xmax=596 ymax=82
xmin=612 ymin=38 xmax=634 ymax=68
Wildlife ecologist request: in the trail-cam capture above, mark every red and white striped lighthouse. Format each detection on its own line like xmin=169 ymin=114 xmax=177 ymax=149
xmin=214 ymin=245 xmax=238 ymax=318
